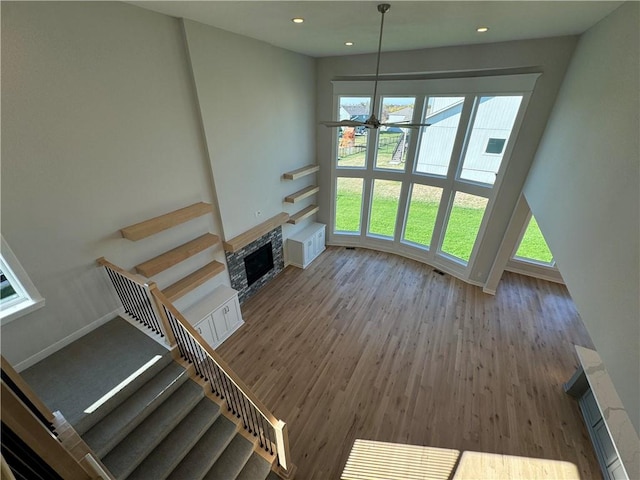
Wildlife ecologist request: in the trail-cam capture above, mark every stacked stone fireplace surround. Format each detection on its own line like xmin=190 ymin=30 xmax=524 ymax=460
xmin=224 ymin=226 xmax=284 ymax=304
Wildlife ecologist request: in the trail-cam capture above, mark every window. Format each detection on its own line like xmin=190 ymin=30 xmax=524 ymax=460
xmin=485 ymin=138 xmax=506 ymax=155
xmin=402 ymin=184 xmax=442 ymax=248
xmin=513 ymin=215 xmax=555 ymax=266
xmin=440 ymin=193 xmax=488 ymax=262
xmin=459 ymin=96 xmax=522 ymax=185
xmin=375 ymin=97 xmax=415 ymax=171
xmin=336 ymin=97 xmax=371 ymax=169
xmin=368 ymin=180 xmax=402 ymax=238
xmin=335 ymin=177 xmax=364 ymax=234
xmin=330 ymin=74 xmax=537 ymax=277
xmin=0 ymin=236 xmax=45 ymax=324
xmin=415 ymin=96 xmax=464 ymax=176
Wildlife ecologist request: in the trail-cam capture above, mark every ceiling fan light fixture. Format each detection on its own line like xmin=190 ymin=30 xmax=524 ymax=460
xmin=292 ymin=17 xmax=304 ymax=24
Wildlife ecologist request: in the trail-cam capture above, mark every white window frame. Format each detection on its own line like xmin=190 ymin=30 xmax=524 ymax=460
xmin=1 ymin=236 xmax=45 ymax=325
xmin=329 ymin=74 xmax=540 ymax=282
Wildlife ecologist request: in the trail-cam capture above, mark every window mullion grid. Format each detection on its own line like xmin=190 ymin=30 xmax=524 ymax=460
xmin=432 ymin=95 xmax=476 ymax=259
xmin=396 ymin=95 xmax=427 ymax=245
xmin=402 ymin=95 xmax=426 ymax=176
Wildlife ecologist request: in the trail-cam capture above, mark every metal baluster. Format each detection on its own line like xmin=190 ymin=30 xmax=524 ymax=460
xmin=263 ymin=416 xmax=274 ymax=454
xmin=216 ymin=366 xmax=239 ymax=415
xmin=165 ymin=310 xmax=187 ymax=359
xmin=233 ymin=387 xmax=250 ymax=430
xmin=204 ymin=358 xmax=222 ymax=397
xmin=108 ymin=269 xmax=135 ymax=319
xmin=134 ymin=284 xmax=159 ymax=334
xmin=131 ymin=283 xmax=152 ymax=330
xmin=243 ymin=396 xmax=259 ymax=435
xmin=188 ymin=334 xmax=207 ymax=377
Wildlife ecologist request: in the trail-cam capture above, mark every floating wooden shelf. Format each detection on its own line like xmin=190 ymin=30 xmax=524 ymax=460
xmin=120 ymin=202 xmax=213 ymax=241
xmin=135 ymin=233 xmax=219 ymax=277
xmin=223 ymin=212 xmax=290 ymax=253
xmin=283 ymin=164 xmax=319 ymax=180
xmin=287 ymin=205 xmax=319 ymax=225
xmin=162 ymin=260 xmax=226 ymax=302
xmin=284 ymin=185 xmax=319 ymax=204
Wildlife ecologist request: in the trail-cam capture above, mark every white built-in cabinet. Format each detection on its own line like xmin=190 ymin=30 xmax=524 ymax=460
xmin=182 ymin=285 xmax=243 ymax=349
xmin=288 ymin=223 xmax=326 ymax=269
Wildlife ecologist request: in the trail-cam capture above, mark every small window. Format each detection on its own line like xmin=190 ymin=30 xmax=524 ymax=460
xmin=0 ymin=236 xmax=45 ymax=324
xmin=513 ymin=215 xmax=555 ymax=266
xmin=485 ymin=138 xmax=506 ymax=155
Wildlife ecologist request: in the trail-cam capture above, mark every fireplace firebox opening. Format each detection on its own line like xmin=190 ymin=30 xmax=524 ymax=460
xmin=244 ymin=242 xmax=274 ymax=287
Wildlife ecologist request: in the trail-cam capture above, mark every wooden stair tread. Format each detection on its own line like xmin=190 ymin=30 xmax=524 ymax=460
xmin=121 ymin=203 xmax=213 ymax=241
xmin=223 ymin=213 xmax=289 ymax=253
xmin=135 ymin=233 xmax=219 ymax=277
xmin=162 ymin=261 xmax=226 ymax=302
xmin=284 ymin=185 xmax=319 ymax=204
xmin=283 ymin=165 xmax=319 ymax=180
xmin=287 ymin=205 xmax=319 ymax=225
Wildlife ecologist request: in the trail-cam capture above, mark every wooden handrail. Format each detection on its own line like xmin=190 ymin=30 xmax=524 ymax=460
xmin=150 ymin=287 xmax=280 ymax=426
xmin=1 ymin=382 xmax=92 ymax=479
xmin=1 ymin=355 xmax=54 ymax=424
xmin=96 ymin=257 xmax=148 ymax=286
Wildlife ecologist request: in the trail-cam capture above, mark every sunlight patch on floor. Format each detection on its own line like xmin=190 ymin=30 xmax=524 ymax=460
xmin=341 ymin=439 xmax=582 ymax=480
xmin=453 ymin=451 xmax=581 ymax=479
xmin=341 ymin=439 xmax=460 ymax=480
xmin=83 ymin=354 xmax=163 ymax=413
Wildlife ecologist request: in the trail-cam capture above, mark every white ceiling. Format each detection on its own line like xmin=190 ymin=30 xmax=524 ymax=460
xmin=128 ymin=1 xmax=623 ymax=58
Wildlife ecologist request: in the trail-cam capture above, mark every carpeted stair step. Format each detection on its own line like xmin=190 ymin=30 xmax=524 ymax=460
xmin=83 ymin=362 xmax=187 ymax=458
xmin=236 ymin=452 xmax=272 ymax=480
xmin=202 ymin=434 xmax=254 ymax=480
xmin=102 ymin=379 xmax=203 ymax=479
xmin=167 ymin=414 xmax=237 ymax=480
xmin=127 ymin=397 xmax=221 ymax=480
xmin=74 ymin=351 xmax=173 ymax=435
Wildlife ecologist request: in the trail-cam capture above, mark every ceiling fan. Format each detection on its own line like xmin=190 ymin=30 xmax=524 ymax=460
xmin=321 ymin=3 xmax=431 ymax=130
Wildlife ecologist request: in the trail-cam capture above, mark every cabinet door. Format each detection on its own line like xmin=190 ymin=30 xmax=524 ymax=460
xmin=211 ymin=305 xmax=231 ymax=341
xmin=304 ymin=238 xmax=314 ymax=265
xmin=224 ymin=297 xmax=242 ymax=328
xmin=195 ymin=316 xmax=217 ymax=348
xmin=314 ymin=227 xmax=325 ymax=257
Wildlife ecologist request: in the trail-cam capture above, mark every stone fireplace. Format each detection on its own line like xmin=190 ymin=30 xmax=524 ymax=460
xmin=224 ymin=226 xmax=284 ymax=304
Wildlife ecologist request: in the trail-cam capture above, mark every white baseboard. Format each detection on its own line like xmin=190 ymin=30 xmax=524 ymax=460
xmin=14 ymin=308 xmax=124 ymax=372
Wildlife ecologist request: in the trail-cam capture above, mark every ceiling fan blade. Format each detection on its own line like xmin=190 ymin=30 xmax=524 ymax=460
xmin=320 ymin=120 xmax=367 ymax=128
xmin=382 ymin=122 xmax=432 ymax=129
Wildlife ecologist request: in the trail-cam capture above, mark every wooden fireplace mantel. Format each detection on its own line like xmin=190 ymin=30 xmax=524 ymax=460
xmin=223 ymin=212 xmax=290 ymax=253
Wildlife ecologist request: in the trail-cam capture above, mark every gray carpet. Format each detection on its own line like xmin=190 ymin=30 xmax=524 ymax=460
xmin=21 ymin=317 xmax=169 ymax=429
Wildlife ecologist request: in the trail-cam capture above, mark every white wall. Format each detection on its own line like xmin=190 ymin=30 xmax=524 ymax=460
xmin=316 ymin=36 xmax=578 ymax=284
xmin=1 ymin=2 xmax=225 ymax=367
xmin=182 ymin=20 xmax=316 ymax=241
xmin=524 ymin=2 xmax=639 ymax=433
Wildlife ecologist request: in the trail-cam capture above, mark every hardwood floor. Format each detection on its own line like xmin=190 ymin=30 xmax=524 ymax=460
xmin=217 ymin=246 xmax=601 ymax=479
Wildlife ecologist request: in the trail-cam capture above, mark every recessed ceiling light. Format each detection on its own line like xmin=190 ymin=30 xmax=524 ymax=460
xmin=345 ymin=42 xmax=354 ymax=46
xmin=476 ymin=26 xmax=489 ymax=33
xmin=292 ymin=17 xmax=304 ymax=24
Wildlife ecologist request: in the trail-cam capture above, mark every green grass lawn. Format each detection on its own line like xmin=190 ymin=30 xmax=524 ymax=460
xmin=336 ymin=188 xmax=553 ymax=263
xmin=515 ymin=216 xmax=554 ymax=263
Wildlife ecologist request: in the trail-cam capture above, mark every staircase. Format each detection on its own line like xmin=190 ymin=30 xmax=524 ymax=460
xmin=21 ymin=317 xmax=283 ymax=480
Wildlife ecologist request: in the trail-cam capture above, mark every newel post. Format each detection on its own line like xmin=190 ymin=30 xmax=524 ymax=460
xmin=274 ymin=420 xmax=296 ymax=478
